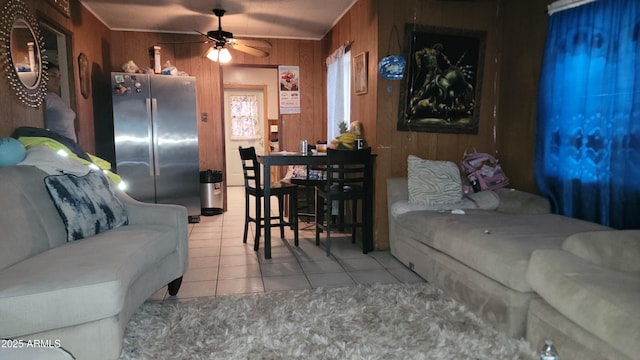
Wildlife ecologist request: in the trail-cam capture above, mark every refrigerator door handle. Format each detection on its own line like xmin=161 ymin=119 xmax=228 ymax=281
xmin=151 ymin=98 xmax=161 ymax=176
xmin=146 ymin=98 xmax=154 ymax=177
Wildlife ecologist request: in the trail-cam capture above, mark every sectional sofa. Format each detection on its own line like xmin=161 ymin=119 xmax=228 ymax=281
xmin=0 ymin=163 xmax=188 ymax=360
xmin=387 ymin=172 xmax=639 ymax=360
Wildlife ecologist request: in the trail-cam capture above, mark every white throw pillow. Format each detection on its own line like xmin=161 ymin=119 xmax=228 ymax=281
xmin=408 ymin=155 xmax=463 ymax=205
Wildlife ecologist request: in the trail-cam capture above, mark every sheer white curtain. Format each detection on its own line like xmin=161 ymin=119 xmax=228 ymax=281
xmin=326 ymin=46 xmax=350 ymax=143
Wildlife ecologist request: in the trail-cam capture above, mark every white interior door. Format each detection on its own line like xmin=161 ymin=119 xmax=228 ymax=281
xmin=224 ymin=86 xmax=267 ymax=186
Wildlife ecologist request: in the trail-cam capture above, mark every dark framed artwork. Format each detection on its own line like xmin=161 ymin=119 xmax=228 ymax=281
xmin=397 ymin=24 xmax=487 ymax=134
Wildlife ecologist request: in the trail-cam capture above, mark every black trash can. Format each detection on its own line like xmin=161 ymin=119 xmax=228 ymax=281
xmin=200 ymin=170 xmax=224 ymax=215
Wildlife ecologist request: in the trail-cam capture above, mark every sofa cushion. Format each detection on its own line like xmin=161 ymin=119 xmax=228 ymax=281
xmin=44 ymin=171 xmax=129 ymax=241
xmin=394 ymin=210 xmax=609 ymax=292
xmin=391 ymin=191 xmax=499 ymax=216
xmin=494 ymin=188 xmax=551 ymax=214
xmin=0 ymin=224 xmax=177 ymax=337
xmin=407 ymin=155 xmax=462 ymax=205
xmin=526 ymin=249 xmax=640 ymax=359
xmin=562 ymin=230 xmax=640 ymax=272
xmin=0 ymin=167 xmax=67 ymax=272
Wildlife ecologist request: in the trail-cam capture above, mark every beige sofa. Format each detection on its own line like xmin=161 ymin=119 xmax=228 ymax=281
xmin=526 ymin=231 xmax=640 ymax=360
xmin=0 ymin=166 xmax=188 ymax=360
xmin=387 ymin=177 xmax=639 ymax=359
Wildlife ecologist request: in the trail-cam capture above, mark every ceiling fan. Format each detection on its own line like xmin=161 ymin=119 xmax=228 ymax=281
xmin=157 ymin=8 xmax=271 ymax=63
xmin=201 ymin=8 xmax=271 ymax=62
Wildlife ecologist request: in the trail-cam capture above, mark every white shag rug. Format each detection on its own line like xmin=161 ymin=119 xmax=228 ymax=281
xmin=119 ymin=283 xmax=536 ymax=359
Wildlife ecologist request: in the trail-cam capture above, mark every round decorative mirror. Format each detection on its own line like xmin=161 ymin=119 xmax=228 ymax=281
xmin=0 ymin=0 xmax=47 ymax=107
xmin=11 ymin=19 xmax=39 ymax=87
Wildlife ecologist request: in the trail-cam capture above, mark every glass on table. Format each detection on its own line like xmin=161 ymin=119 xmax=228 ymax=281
xmin=316 ymin=143 xmax=327 ymax=153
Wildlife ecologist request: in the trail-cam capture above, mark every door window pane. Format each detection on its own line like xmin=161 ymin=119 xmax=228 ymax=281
xmin=230 ymin=95 xmax=259 ymax=139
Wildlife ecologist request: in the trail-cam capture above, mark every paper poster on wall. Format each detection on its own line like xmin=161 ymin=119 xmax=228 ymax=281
xmin=278 ymin=66 xmax=300 ymax=114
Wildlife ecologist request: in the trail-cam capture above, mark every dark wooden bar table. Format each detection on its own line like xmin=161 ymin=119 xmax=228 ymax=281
xmin=257 ymin=151 xmax=375 ymax=259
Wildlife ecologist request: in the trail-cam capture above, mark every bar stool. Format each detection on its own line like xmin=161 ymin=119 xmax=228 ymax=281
xmin=239 ymin=146 xmax=299 ymax=250
xmin=290 ymin=143 xmax=326 ymax=225
xmin=315 ymin=147 xmax=372 ymax=256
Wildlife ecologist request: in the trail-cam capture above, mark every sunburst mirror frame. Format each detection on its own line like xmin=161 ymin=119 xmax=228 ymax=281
xmin=0 ymin=0 xmax=47 ymax=108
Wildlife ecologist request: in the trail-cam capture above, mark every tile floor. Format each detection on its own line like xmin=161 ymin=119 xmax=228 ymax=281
xmin=150 ymin=186 xmax=424 ymax=301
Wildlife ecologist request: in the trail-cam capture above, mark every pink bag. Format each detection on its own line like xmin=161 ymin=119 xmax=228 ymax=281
xmin=461 ymin=150 xmax=509 ymax=192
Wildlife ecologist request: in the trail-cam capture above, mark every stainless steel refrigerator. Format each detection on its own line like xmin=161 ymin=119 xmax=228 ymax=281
xmin=111 ymin=72 xmax=200 ymax=222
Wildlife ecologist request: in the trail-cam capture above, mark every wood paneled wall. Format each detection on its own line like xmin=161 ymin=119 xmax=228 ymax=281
xmin=373 ymin=0 xmax=506 ymax=249
xmin=323 ymin=0 xmax=381 ymax=247
xmin=107 ymin=33 xmax=325 ymax=179
xmin=0 ymin=0 xmax=110 ymax=152
xmin=323 ymin=0 xmax=378 ymax=152
xmin=325 ymin=0 xmax=512 ymax=250
xmin=497 ymin=0 xmax=549 ymax=193
xmin=1 ymin=0 xmax=551 ymax=252
xmin=325 ymin=0 xmax=548 ymax=250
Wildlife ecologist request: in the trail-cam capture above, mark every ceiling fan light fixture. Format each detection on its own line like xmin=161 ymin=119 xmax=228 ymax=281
xmin=205 ymin=46 xmax=232 ymax=63
xmin=205 ymin=46 xmax=219 ymax=62
xmin=218 ymin=48 xmax=232 ymax=63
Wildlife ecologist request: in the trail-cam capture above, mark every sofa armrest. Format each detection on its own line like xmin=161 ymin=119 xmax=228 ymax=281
xmin=387 ymin=178 xmax=409 ymax=206
xmin=494 ymin=188 xmax=550 ymax=214
xmin=116 ymin=191 xmax=187 ymax=227
xmin=115 ymin=190 xmax=189 ymax=273
xmin=563 ymin=230 xmax=640 ymax=272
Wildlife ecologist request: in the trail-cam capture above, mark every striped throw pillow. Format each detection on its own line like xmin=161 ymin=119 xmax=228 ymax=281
xmin=408 ymin=155 xmax=463 ymax=205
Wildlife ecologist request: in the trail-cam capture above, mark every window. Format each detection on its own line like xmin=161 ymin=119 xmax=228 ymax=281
xmin=535 ymin=0 xmax=640 ymax=229
xmin=229 ymin=94 xmax=260 ymax=140
xmin=326 ymin=47 xmax=350 ymax=143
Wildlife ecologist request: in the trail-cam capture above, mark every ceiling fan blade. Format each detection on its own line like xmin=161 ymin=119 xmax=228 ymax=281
xmin=157 ymin=40 xmax=210 ymax=45
xmin=231 ymin=38 xmax=271 ymax=49
xmin=156 ymin=30 xmax=212 ymax=45
xmin=228 ymin=43 xmax=269 ymax=57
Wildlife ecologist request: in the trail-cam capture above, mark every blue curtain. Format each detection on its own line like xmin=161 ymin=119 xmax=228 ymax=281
xmin=535 ymin=0 xmax=640 ymax=229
